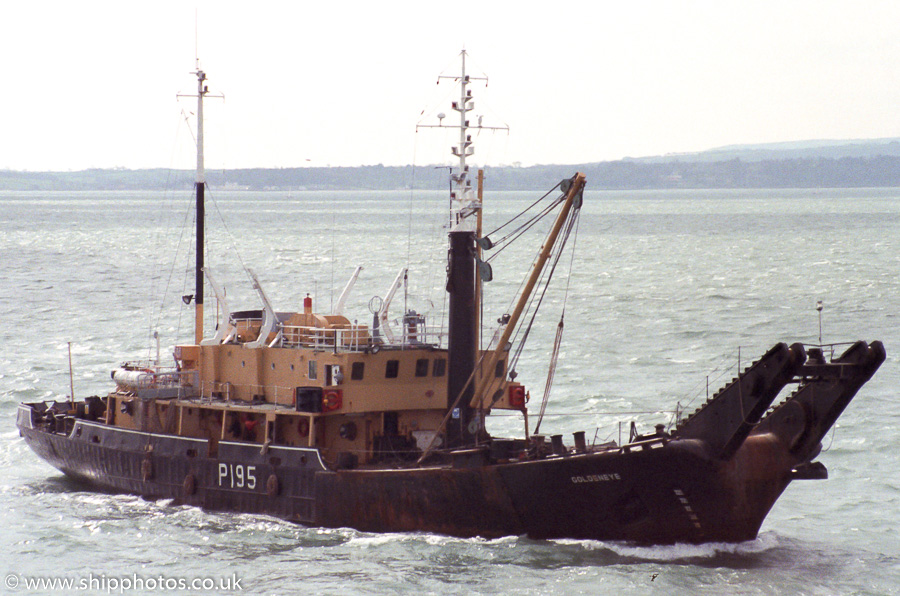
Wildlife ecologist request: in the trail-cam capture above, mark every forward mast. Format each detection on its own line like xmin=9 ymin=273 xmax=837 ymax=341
xmin=178 ymin=64 xmax=221 ymax=345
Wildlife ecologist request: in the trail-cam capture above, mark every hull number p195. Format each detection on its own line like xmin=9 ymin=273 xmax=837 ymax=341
xmin=218 ymin=463 xmax=257 ymax=489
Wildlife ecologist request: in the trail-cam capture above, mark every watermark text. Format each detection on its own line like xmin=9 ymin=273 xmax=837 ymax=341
xmin=5 ymin=572 xmax=242 ymax=593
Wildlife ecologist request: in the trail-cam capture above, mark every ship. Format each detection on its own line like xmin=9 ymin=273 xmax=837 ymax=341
xmin=16 ymin=52 xmax=885 ymax=545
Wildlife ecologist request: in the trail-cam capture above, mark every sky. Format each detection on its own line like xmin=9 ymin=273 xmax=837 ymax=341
xmin=2 ymin=1 xmax=900 ymax=171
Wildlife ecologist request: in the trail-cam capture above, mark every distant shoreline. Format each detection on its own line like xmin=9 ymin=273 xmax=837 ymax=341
xmin=3 ymin=157 xmax=900 ymax=192
xmin=4 ymin=138 xmax=900 ymax=191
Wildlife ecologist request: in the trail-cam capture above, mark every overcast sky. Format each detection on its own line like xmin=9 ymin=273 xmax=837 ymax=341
xmin=2 ymin=1 xmax=899 ymax=171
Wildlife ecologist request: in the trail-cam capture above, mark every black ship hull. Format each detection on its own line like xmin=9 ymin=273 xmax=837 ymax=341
xmin=16 ymin=414 xmax=778 ymax=544
xmin=17 ymin=338 xmax=885 ymax=545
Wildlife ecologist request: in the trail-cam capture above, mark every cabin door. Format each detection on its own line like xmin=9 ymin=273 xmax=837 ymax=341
xmin=325 ymin=364 xmax=343 ymax=386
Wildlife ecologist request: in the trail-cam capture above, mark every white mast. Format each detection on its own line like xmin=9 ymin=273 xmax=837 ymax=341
xmin=195 ymin=64 xmax=207 ymax=186
xmin=418 ymin=49 xmax=507 ymax=232
xmin=449 ymin=50 xmax=476 ymax=231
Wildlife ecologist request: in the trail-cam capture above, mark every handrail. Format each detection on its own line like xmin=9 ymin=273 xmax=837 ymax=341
xmin=198 ymin=380 xmax=296 ymax=404
xmin=280 ymin=324 xmax=445 ymax=352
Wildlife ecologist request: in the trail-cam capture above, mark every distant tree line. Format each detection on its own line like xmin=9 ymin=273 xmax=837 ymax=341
xmin=3 ymin=155 xmax=900 ymax=191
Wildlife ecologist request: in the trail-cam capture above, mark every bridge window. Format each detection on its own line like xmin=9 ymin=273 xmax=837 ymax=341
xmin=351 ymin=362 xmax=365 ymax=381
xmin=433 ymin=358 xmax=446 ymax=377
xmin=385 ymin=360 xmax=399 ymax=379
xmin=415 ymin=359 xmax=429 ymax=377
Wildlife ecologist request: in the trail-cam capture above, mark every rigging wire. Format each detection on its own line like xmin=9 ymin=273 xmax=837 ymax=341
xmin=486 ymin=196 xmax=565 ymax=262
xmin=177 ymin=204 xmax=196 ymax=342
xmin=152 ymin=187 xmax=195 ymax=340
xmin=533 ymin=320 xmax=564 ymax=436
xmin=409 ymin=131 xmax=453 ymax=347
xmin=507 ymin=202 xmax=580 ymax=375
xmin=406 ymin=132 xmax=418 ymax=274
xmin=205 ymin=185 xmax=254 ymax=284
xmin=516 ymin=194 xmax=576 ymax=326
xmin=483 ymin=182 xmax=560 ymax=240
xmin=145 ymin=112 xmax=190 ymax=362
xmin=330 ymin=211 xmax=336 ymax=313
xmin=506 ymin=244 xmax=554 ymax=360
xmin=480 ymin=187 xmax=569 ymax=352
xmin=533 ymin=209 xmax=581 ymax=434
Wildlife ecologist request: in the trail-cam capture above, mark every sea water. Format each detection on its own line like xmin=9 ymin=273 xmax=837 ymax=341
xmin=0 ymin=186 xmax=898 ymax=595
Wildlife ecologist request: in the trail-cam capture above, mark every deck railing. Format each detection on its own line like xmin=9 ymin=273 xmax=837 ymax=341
xmin=198 ymin=380 xmax=295 ymax=405
xmin=280 ymin=324 xmax=446 ymax=352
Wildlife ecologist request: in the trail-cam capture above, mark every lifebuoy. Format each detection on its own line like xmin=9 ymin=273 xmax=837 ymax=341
xmin=322 ymin=389 xmax=343 ymax=412
xmin=297 ymin=417 xmax=310 ymax=437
